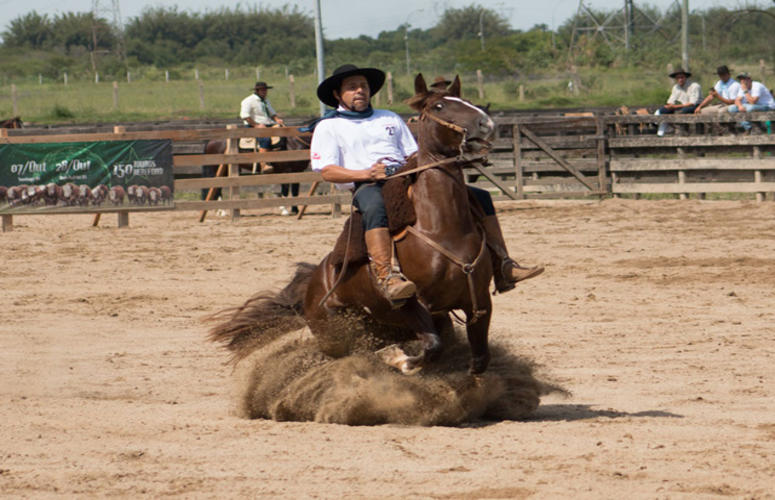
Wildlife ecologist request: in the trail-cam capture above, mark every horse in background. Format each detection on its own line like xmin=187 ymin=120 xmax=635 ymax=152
xmin=1 ymin=117 xmax=23 ymax=129
xmin=202 ymin=127 xmax=310 ymax=213
xmin=210 ymin=74 xmax=500 ymax=375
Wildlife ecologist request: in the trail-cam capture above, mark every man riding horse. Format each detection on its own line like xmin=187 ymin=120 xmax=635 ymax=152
xmin=240 ymin=81 xmax=285 ymax=173
xmin=310 ymin=64 xmax=543 ymax=305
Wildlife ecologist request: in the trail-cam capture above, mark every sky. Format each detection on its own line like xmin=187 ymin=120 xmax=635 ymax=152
xmin=0 ymin=0 xmax=761 ymax=39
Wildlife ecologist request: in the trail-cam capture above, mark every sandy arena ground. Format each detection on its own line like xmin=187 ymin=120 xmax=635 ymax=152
xmin=1 ymin=198 xmax=774 ymax=498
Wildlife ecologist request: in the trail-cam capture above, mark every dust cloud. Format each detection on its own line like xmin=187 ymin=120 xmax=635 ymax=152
xmin=231 ymin=325 xmax=565 ymax=426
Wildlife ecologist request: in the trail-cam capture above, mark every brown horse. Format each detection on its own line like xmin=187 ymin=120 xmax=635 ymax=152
xmin=202 ymin=129 xmax=310 ymax=204
xmin=210 ymin=74 xmax=497 ymax=374
xmin=1 ymin=117 xmax=23 ymax=128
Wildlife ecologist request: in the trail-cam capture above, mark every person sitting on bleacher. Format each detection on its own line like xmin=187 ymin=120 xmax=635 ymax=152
xmin=655 ymin=68 xmax=702 ymax=137
xmin=694 ymin=65 xmax=740 ymax=115
xmin=727 ymin=72 xmax=775 ymax=134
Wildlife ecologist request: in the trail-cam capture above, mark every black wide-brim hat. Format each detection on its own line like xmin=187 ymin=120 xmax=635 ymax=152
xmin=668 ymin=68 xmax=691 ymax=78
xmin=316 ymin=64 xmax=385 ymax=108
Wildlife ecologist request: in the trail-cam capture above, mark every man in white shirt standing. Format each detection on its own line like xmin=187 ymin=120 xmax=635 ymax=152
xmin=728 ymin=72 xmax=775 ymax=133
xmin=695 ymin=65 xmax=740 ymax=115
xmin=655 ymin=69 xmax=702 ymax=136
xmin=240 ymin=81 xmax=285 ymax=173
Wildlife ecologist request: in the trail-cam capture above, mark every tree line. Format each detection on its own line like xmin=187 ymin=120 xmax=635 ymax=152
xmin=1 ymin=3 xmax=773 ymax=83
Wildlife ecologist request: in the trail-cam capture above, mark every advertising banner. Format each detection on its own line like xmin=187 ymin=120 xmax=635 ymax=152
xmin=0 ymin=140 xmax=174 ymax=213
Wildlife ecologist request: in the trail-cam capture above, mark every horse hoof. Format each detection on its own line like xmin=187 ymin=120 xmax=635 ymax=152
xmin=468 ymin=354 xmax=490 ymax=375
xmin=376 ymin=344 xmax=422 ymax=375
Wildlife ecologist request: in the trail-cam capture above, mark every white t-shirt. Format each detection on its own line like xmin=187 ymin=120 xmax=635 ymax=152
xmin=737 ymin=81 xmax=775 ymax=109
xmin=714 ymin=79 xmax=741 ymax=101
xmin=310 ymin=108 xmax=417 ymax=189
xmin=240 ymin=94 xmax=277 ymax=126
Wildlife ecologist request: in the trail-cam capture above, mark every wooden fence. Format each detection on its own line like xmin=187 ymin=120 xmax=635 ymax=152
xmin=2 ymin=111 xmax=774 ymax=231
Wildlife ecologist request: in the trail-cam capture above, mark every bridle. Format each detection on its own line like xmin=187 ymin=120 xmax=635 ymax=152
xmin=389 ymin=103 xmax=490 ymax=179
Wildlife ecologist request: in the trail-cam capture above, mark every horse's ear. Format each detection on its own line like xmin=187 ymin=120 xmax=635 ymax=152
xmin=448 ymin=76 xmax=461 ymax=97
xmin=414 ymin=73 xmax=428 ymax=95
xmin=405 ymin=73 xmax=430 ymax=111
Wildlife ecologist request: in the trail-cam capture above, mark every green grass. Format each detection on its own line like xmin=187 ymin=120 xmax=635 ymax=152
xmin=1 ymin=63 xmax=765 ymax=124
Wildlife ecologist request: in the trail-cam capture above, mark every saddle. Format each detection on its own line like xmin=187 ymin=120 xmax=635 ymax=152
xmin=329 ymin=155 xmax=419 ymax=268
xmin=239 ymin=124 xmax=285 ymax=150
xmin=329 ymin=154 xmax=489 ymax=270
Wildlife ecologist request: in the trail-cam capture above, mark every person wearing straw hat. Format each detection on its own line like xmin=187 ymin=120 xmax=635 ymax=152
xmin=694 ymin=65 xmax=740 ymax=115
xmin=728 ymin=72 xmax=775 ymax=133
xmin=429 ymin=76 xmax=452 ymax=91
xmin=655 ymin=68 xmax=702 ymax=136
xmin=240 ymin=81 xmax=285 ymax=173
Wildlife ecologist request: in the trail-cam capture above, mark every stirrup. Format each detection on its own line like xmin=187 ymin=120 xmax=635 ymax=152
xmin=494 ymin=259 xmax=544 ymax=294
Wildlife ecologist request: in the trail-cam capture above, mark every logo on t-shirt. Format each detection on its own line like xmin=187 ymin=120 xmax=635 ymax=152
xmin=385 ymin=125 xmax=395 ymax=136
xmin=311 ymin=152 xmax=321 ymax=160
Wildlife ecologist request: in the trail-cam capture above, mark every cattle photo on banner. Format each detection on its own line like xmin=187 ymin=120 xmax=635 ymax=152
xmin=0 ymin=140 xmax=174 ymax=213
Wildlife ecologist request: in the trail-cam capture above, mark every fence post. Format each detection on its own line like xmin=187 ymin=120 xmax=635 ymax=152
xmin=476 ymin=69 xmax=484 ymax=99
xmin=289 ymin=74 xmax=296 ymax=108
xmin=11 ymin=84 xmax=18 ymax=116
xmin=1 ymin=127 xmax=11 ymax=231
xmin=112 ymin=81 xmax=119 ymax=110
xmin=64 ymin=72 xmax=68 ymax=86
xmin=194 ymin=68 xmax=199 ymax=80
xmin=165 ymin=70 xmax=169 ymax=83
xmin=518 ymin=84 xmax=525 ymax=102
xmin=512 ymin=124 xmax=525 ymax=199
xmin=227 ymin=124 xmax=240 ymax=220
xmin=198 ymin=81 xmax=205 ymax=110
xmin=753 ymin=145 xmax=764 ymax=203
xmin=127 ymin=71 xmax=131 ymax=83
xmin=225 ymin=68 xmax=229 ymax=80
xmin=677 ymin=147 xmax=687 ymax=200
xmin=595 ymin=116 xmax=608 ymax=198
xmin=95 ymin=72 xmax=99 ymax=84
xmin=387 ymin=72 xmax=393 ymax=104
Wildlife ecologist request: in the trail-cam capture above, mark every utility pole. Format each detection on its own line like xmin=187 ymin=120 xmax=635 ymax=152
xmin=478 ymin=10 xmax=485 ymax=50
xmin=681 ymin=0 xmax=689 ymax=70
xmin=314 ymin=0 xmax=326 ymax=116
xmin=624 ymin=0 xmax=634 ymax=52
xmin=404 ymin=27 xmax=411 ymax=74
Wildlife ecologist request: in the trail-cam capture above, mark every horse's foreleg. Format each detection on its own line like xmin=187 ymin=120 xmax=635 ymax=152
xmin=405 ymin=298 xmax=442 ymax=360
xmin=377 ymin=298 xmax=441 ymax=374
xmin=466 ymin=306 xmax=492 ymax=375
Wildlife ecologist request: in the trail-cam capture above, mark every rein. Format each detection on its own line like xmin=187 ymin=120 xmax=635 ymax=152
xmin=405 ymin=225 xmax=489 ymax=325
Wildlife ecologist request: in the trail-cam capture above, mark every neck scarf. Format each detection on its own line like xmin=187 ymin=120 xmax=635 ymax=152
xmin=299 ymin=106 xmax=374 ymax=133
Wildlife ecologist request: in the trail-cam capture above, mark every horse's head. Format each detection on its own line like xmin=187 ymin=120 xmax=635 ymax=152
xmin=406 ymin=74 xmax=494 ymax=157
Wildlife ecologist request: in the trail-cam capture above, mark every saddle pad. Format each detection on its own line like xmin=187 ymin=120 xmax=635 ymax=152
xmin=330 ymin=211 xmax=368 ymax=269
xmin=382 ymin=154 xmax=418 ymax=235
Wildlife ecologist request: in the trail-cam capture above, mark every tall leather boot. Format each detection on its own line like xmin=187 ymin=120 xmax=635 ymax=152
xmin=482 ymin=215 xmax=544 ymax=293
xmin=364 ymin=227 xmax=417 ymax=302
xmin=258 ymin=148 xmax=274 ymax=173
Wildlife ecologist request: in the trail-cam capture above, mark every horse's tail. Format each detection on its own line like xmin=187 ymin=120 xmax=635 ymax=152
xmin=206 ymin=262 xmax=316 ymax=363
